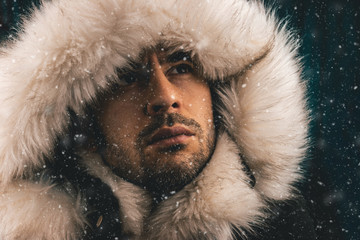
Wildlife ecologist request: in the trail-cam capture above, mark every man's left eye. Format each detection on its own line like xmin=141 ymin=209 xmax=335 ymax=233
xmin=168 ymin=64 xmax=194 ymax=75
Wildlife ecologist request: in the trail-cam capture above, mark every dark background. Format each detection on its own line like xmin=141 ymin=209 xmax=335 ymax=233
xmin=1 ymin=0 xmax=359 ymax=239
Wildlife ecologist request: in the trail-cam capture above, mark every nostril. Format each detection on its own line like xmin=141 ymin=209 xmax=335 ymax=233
xmin=151 ymin=103 xmax=178 ymax=113
xmin=152 ymin=105 xmax=163 ymax=113
xmin=146 ymin=101 xmax=180 ymax=115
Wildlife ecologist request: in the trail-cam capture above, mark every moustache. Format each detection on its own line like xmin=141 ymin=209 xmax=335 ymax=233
xmin=137 ymin=113 xmax=202 ymax=142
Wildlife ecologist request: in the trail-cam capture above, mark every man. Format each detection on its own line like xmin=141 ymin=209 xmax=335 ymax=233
xmin=0 ymin=0 xmax=316 ymax=239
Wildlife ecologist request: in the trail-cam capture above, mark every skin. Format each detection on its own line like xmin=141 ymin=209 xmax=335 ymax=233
xmin=97 ymin=50 xmax=216 ymax=198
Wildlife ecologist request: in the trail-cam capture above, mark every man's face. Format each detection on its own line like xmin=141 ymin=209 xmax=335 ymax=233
xmin=97 ymin=50 xmax=215 ymax=196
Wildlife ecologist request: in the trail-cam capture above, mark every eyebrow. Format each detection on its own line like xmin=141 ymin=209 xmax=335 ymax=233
xmin=118 ymin=50 xmax=194 ymax=75
xmin=165 ymin=51 xmax=193 ymax=64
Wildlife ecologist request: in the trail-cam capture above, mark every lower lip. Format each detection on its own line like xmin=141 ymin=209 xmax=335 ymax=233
xmin=150 ymin=135 xmax=193 ymax=148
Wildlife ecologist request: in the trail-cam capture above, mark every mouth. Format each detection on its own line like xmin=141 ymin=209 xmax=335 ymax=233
xmin=147 ymin=126 xmax=195 ymax=147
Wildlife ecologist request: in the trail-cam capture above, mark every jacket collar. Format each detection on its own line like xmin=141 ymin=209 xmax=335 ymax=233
xmin=81 ymin=132 xmax=265 ymax=239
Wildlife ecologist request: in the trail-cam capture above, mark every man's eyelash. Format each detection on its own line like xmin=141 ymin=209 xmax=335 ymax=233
xmin=116 ymin=65 xmax=150 ymax=85
xmin=166 ymin=62 xmax=195 ymax=75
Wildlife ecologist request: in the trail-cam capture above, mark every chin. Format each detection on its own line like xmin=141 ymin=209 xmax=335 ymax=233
xmin=143 ymin=167 xmax=196 ymax=197
xmin=146 ymin=145 xmax=202 ymax=168
xmin=143 ymin=151 xmax=208 ymax=196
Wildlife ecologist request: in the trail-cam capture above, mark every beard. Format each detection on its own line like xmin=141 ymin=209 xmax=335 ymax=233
xmin=104 ymin=113 xmax=216 ymax=199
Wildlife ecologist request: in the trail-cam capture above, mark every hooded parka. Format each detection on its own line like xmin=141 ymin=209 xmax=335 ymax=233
xmin=0 ymin=0 xmax=316 ymax=239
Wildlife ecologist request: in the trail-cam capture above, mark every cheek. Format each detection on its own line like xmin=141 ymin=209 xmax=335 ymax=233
xmin=100 ymin=98 xmax=144 ymax=145
xmin=185 ymin=85 xmax=214 ymax=126
xmin=201 ymin=101 xmax=215 ymax=135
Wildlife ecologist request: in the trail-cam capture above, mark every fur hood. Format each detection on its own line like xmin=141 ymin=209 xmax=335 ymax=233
xmin=0 ymin=0 xmax=309 ymax=239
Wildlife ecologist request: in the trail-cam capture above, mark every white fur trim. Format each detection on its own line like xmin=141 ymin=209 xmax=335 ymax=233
xmin=217 ymin=25 xmax=309 ymax=200
xmin=80 ymin=151 xmax=152 ymax=236
xmin=0 ymin=181 xmax=85 ymax=240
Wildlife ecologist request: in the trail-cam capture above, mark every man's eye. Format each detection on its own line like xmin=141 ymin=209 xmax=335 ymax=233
xmin=122 ymin=73 xmax=139 ymax=84
xmin=116 ymin=67 xmax=148 ymax=86
xmin=168 ymin=64 xmax=194 ymax=75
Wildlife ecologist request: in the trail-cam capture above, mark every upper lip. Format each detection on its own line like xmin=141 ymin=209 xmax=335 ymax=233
xmin=148 ymin=126 xmax=194 ymax=145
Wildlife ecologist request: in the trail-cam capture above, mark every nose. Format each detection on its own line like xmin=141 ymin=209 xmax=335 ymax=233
xmin=145 ymin=54 xmax=181 ymax=116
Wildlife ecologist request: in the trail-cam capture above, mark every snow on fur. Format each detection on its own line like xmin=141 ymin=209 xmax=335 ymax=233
xmin=0 ymin=181 xmax=85 ymax=239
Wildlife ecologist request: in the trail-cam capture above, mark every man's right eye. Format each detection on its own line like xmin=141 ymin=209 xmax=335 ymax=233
xmin=167 ymin=63 xmax=194 ymax=75
xmin=121 ymin=72 xmax=139 ymax=85
xmin=115 ymin=68 xmax=138 ymax=86
xmin=116 ymin=66 xmax=149 ymax=86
